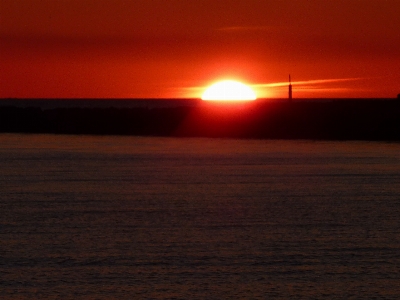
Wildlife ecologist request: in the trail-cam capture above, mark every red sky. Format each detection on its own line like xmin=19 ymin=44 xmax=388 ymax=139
xmin=1 ymin=0 xmax=399 ymax=98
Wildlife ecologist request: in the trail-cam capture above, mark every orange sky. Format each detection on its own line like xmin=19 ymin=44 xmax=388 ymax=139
xmin=1 ymin=0 xmax=399 ymax=98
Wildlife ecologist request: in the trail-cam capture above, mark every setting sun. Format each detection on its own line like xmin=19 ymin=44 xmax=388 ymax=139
xmin=201 ymin=80 xmax=257 ymax=101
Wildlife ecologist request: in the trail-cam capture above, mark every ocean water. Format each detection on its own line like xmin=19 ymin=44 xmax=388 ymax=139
xmin=1 ymin=134 xmax=399 ymax=299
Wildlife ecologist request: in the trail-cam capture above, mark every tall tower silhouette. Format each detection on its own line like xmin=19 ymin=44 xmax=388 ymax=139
xmin=288 ymin=74 xmax=293 ymax=102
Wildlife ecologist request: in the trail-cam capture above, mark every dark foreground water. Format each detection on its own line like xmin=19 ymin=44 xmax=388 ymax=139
xmin=1 ymin=134 xmax=399 ymax=299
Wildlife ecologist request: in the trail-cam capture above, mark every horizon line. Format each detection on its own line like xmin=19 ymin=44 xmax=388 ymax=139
xmin=1 ymin=97 xmax=398 ymax=101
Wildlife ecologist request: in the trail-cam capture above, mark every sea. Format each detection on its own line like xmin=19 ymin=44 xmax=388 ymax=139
xmin=1 ymin=134 xmax=399 ymax=299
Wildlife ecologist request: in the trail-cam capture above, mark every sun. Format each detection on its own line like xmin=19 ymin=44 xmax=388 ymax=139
xmin=201 ymin=80 xmax=257 ymax=101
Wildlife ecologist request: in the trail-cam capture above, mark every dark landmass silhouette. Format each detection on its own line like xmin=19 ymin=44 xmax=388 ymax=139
xmin=0 ymin=99 xmax=399 ymax=141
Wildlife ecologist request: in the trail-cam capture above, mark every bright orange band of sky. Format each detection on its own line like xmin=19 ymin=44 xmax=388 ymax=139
xmin=1 ymin=0 xmax=399 ymax=99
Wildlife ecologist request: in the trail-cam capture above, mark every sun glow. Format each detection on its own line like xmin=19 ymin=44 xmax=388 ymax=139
xmin=201 ymin=80 xmax=257 ymax=101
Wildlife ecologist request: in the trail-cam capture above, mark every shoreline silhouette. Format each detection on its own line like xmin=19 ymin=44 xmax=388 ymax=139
xmin=0 ymin=98 xmax=399 ymax=141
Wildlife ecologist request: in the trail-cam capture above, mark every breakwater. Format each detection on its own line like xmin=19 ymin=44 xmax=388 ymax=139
xmin=1 ymin=99 xmax=399 ymax=140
